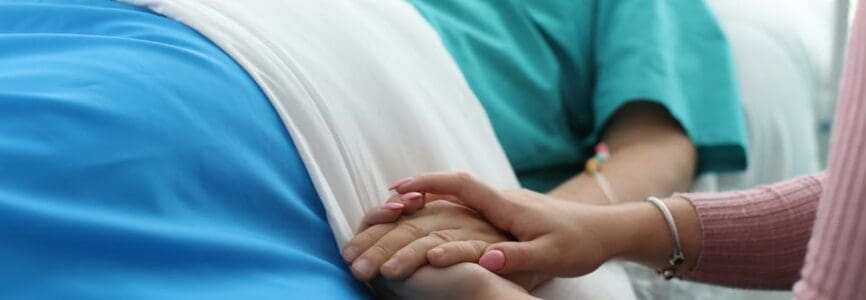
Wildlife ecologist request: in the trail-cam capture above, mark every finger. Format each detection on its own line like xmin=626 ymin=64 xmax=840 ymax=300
xmin=393 ymin=172 xmax=517 ymax=227
xmin=350 ymin=220 xmax=433 ymax=281
xmin=422 ymin=192 xmax=460 ymax=206
xmin=426 ymin=240 xmax=489 ymax=268
xmin=393 ymin=172 xmax=497 ymax=201
xmin=388 ymin=177 xmax=424 ymax=214
xmin=388 ymin=177 xmax=465 ymax=204
xmin=342 ymin=223 xmax=396 ymax=262
xmin=405 ymin=191 xmax=463 ymax=211
xmin=358 ymin=203 xmax=405 ymax=231
xmin=379 ymin=231 xmax=456 ymax=279
xmin=361 ymin=192 xmax=425 ymax=232
xmin=396 ymin=192 xmax=425 ymax=214
xmin=479 ymin=239 xmax=553 ymax=275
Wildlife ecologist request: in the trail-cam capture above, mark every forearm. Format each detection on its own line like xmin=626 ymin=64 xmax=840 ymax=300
xmin=549 ymin=102 xmax=696 ymax=204
xmin=608 ymin=174 xmax=824 ymax=289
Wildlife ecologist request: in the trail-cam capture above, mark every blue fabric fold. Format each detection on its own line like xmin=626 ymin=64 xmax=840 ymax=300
xmin=0 ymin=1 xmax=367 ymax=298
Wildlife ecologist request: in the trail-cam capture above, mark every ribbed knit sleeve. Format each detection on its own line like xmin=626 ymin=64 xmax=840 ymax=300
xmin=679 ymin=174 xmax=824 ymax=289
xmin=793 ymin=3 xmax=866 ymax=299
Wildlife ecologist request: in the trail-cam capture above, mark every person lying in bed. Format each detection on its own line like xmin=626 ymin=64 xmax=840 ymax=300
xmin=343 ymin=0 xmax=748 ymax=296
xmin=0 ymin=0 xmax=745 ymax=299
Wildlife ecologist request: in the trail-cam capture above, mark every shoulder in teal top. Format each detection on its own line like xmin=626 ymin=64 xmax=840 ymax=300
xmin=409 ymin=0 xmax=748 ymax=192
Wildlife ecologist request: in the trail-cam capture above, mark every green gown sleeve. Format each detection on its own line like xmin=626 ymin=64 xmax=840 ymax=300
xmin=590 ymin=0 xmax=748 ymax=173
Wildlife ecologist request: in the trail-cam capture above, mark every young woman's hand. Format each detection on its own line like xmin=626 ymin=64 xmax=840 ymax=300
xmin=390 ymin=172 xmax=628 ymax=276
xmin=389 ymin=171 xmax=703 ymax=277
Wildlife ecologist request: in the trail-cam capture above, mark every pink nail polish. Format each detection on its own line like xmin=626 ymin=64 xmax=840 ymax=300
xmin=388 ymin=177 xmax=413 ymax=190
xmin=399 ymin=192 xmax=423 ymax=202
xmin=479 ymin=250 xmax=505 ymax=271
xmin=384 ymin=202 xmax=404 ymax=210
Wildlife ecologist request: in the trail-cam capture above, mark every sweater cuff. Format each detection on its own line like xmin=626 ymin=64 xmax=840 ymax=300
xmin=675 ymin=174 xmax=824 ymax=289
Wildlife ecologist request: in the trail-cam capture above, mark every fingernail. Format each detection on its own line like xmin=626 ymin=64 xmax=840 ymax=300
xmin=352 ymin=258 xmax=374 ymax=278
xmin=342 ymin=246 xmax=360 ymax=262
xmin=388 ymin=177 xmax=413 ymax=190
xmin=428 ymin=247 xmax=445 ymax=259
xmin=399 ymin=192 xmax=423 ymax=202
xmin=384 ymin=202 xmax=404 ymax=210
xmin=382 ymin=257 xmax=400 ymax=272
xmin=479 ymin=250 xmax=505 ymax=271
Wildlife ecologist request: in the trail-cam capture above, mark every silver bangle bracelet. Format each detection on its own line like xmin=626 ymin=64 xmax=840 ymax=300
xmin=645 ymin=196 xmax=684 ymax=279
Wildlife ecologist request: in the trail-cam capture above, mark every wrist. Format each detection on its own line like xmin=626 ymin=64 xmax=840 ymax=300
xmin=611 ymin=196 xmax=700 ymax=273
xmin=599 ymin=203 xmax=652 ymax=261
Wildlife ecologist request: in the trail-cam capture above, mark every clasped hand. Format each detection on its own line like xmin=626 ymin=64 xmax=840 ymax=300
xmin=344 ymin=171 xmax=621 ymax=285
xmin=342 ymin=194 xmax=508 ymax=281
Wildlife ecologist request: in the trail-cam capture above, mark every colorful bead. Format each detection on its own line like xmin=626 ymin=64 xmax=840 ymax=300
xmin=585 ymin=158 xmax=599 ymax=172
xmin=586 ymin=143 xmax=611 ymax=172
xmin=597 ymin=153 xmax=609 ymax=162
xmin=595 ymin=143 xmax=609 ymax=154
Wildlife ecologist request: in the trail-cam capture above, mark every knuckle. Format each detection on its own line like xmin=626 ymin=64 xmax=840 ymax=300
xmin=397 ymin=221 xmax=427 ymax=239
xmin=470 ymin=241 xmax=486 ymax=255
xmin=394 ymin=246 xmax=420 ymax=261
xmin=454 ymin=242 xmax=473 ymax=256
xmin=355 ymin=224 xmax=391 ymax=242
xmin=367 ymin=244 xmax=390 ymax=260
xmin=509 ymin=245 xmax=527 ymax=260
xmin=429 ymin=231 xmax=456 ymax=243
xmin=354 ymin=229 xmax=377 ymax=244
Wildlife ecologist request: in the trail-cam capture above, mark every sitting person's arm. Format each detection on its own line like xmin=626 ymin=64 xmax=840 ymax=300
xmin=548 ymin=101 xmax=696 ymax=205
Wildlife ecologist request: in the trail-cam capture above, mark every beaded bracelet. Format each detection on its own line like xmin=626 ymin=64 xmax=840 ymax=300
xmin=585 ymin=143 xmax=618 ymax=204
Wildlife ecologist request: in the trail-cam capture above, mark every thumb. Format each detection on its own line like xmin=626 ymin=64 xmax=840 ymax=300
xmin=477 ymin=239 xmax=554 ymax=275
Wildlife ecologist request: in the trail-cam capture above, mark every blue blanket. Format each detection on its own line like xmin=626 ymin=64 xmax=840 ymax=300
xmin=0 ymin=0 xmax=367 ymax=298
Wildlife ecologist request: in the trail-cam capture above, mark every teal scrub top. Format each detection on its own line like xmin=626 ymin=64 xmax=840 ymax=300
xmin=409 ymin=0 xmax=748 ymax=191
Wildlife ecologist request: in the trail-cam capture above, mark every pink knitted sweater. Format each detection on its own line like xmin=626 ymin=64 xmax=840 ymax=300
xmin=680 ymin=4 xmax=866 ymax=299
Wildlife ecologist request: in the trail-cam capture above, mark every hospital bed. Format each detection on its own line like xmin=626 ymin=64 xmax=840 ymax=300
xmin=0 ymin=0 xmax=849 ymax=299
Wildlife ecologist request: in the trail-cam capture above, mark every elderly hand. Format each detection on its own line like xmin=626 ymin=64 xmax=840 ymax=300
xmin=342 ymin=195 xmax=509 ymax=281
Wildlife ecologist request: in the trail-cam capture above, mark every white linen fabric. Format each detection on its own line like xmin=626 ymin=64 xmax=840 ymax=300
xmin=119 ymin=0 xmax=636 ymax=298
